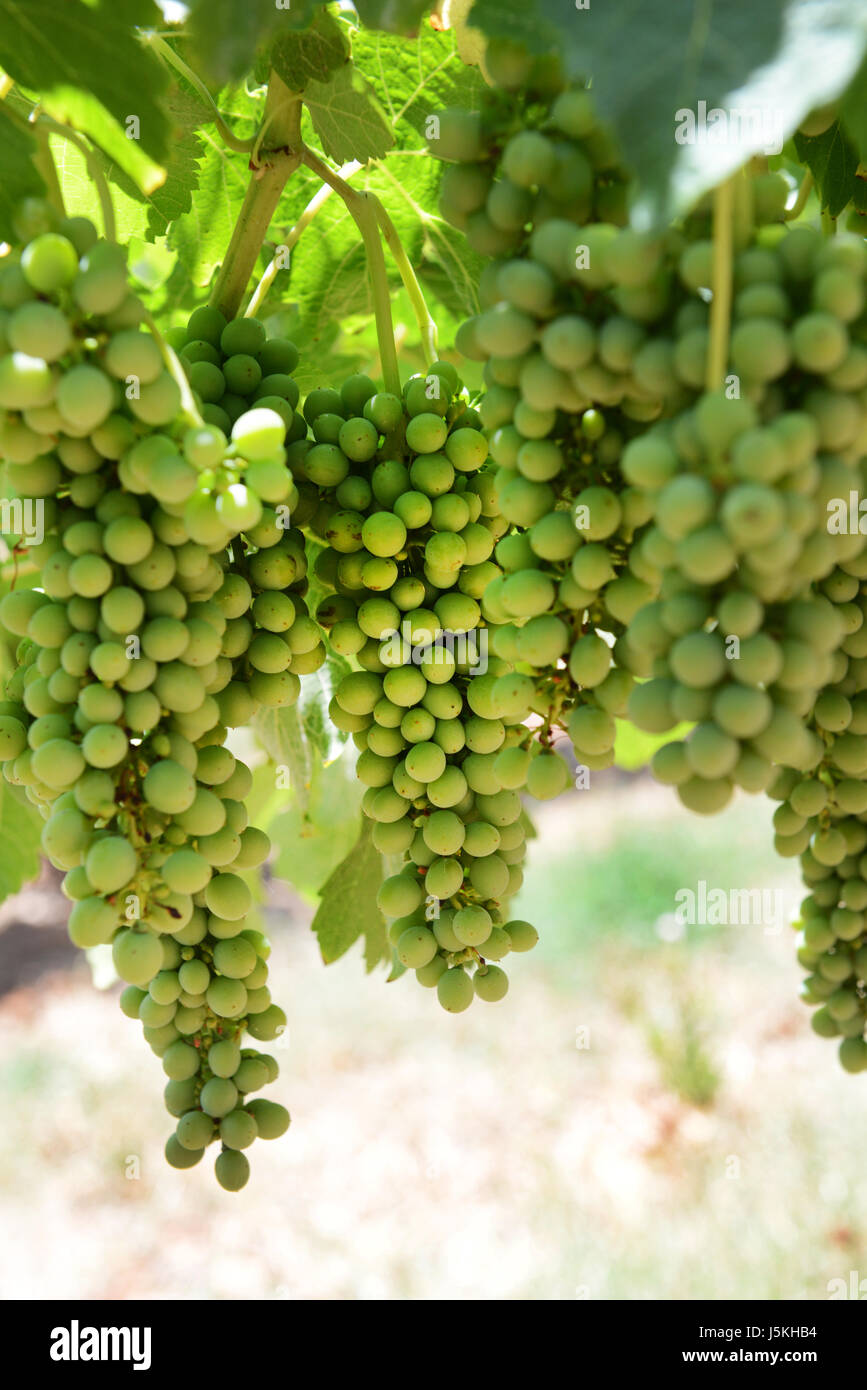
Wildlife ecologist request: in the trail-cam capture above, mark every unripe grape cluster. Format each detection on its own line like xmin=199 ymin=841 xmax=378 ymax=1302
xmin=437 ymin=69 xmax=867 ymax=811
xmin=431 ymin=46 xmax=631 ymax=254
xmin=622 ymin=226 xmax=867 ymax=816
xmin=438 ymin=52 xmax=867 ymax=1078
xmin=431 ymin=79 xmax=679 ymax=783
xmin=294 ymin=363 xmax=540 ymax=1008
xmin=768 ymin=543 xmax=867 ymax=1074
xmin=0 ymin=210 xmax=294 ymax=1187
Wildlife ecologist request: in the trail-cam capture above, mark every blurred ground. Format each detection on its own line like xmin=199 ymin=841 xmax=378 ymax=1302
xmin=1 ymin=772 xmax=865 ymax=1302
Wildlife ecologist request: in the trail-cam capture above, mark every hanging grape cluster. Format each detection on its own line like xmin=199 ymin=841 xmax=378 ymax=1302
xmin=293 ymin=364 xmax=540 ymax=1009
xmin=430 ymin=74 xmax=678 ymax=787
xmin=438 ymin=52 xmax=867 ymax=1076
xmin=0 ymin=212 xmax=298 ymax=1188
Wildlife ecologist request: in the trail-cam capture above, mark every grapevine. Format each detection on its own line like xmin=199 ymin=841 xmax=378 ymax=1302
xmin=0 ymin=4 xmax=866 ymax=1194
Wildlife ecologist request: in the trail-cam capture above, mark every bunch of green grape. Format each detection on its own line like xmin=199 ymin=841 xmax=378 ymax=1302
xmin=172 ymin=304 xmax=305 ymax=444
xmin=771 ymin=542 xmax=867 ymax=1074
xmin=291 ymin=363 xmax=540 ymax=1009
xmin=430 ymin=45 xmax=632 ymax=249
xmin=430 ymin=80 xmax=688 ymax=783
xmin=436 ymin=53 xmax=867 ymax=808
xmin=0 ymin=209 xmax=293 ymax=1188
xmin=621 ymin=226 xmax=867 ymax=813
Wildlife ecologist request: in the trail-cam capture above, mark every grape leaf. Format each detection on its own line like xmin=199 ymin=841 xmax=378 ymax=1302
xmin=270 ymin=151 xmax=462 ymax=350
xmin=352 ymin=24 xmax=487 ymax=146
xmin=468 ymin=0 xmax=867 ymax=223
xmin=0 ymin=781 xmax=42 ymax=904
xmin=250 ymin=745 xmax=364 ymax=900
xmin=168 ymin=129 xmax=250 ymax=288
xmin=50 ymin=131 xmax=150 ymax=244
xmin=187 ymin=0 xmax=319 ymax=84
xmin=304 ymin=63 xmax=394 ymax=162
xmin=267 ymin=9 xmax=349 ymax=90
xmin=0 ymin=108 xmax=44 ymax=242
xmin=840 ymin=51 xmax=867 ymax=161
xmin=794 ymin=122 xmax=861 ymax=217
xmin=353 ymin=0 xmax=435 ymax=35
xmin=142 ymin=84 xmax=210 ymax=235
xmin=254 ymin=702 xmax=312 ymax=814
xmin=38 ymin=86 xmax=166 ymax=197
xmin=310 ymin=818 xmax=387 ymax=967
xmin=0 ymin=0 xmax=169 ymax=159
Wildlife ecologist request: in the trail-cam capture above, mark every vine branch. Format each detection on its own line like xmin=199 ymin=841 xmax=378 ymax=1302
xmin=245 ymin=166 xmax=361 ymax=319
xmin=373 ymin=199 xmax=438 ymax=367
xmin=139 ymin=307 xmax=204 ymax=429
xmin=300 ymin=145 xmax=401 ymax=395
xmin=706 ymin=174 xmax=735 ymax=393
xmin=208 ymin=71 xmax=302 ymax=322
xmin=145 ymin=34 xmax=257 ymax=153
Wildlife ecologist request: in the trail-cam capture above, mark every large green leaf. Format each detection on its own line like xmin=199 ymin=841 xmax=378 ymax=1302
xmin=310 ymin=818 xmax=387 ymax=968
xmin=168 ymin=129 xmax=250 ymax=288
xmin=351 ymin=25 xmax=487 ymax=143
xmin=305 ymin=62 xmax=394 ymax=162
xmin=469 ymin=0 xmax=867 ymax=222
xmin=0 ymin=781 xmax=42 ymax=904
xmin=0 ymin=0 xmax=170 ymax=159
xmin=38 ymin=87 xmax=165 ymax=197
xmin=353 ymin=0 xmax=435 ymax=35
xmin=254 ymin=702 xmax=312 ymax=814
xmin=187 ymin=0 xmax=319 ymax=84
xmin=267 ymin=8 xmax=349 ymax=89
xmin=794 ymin=122 xmax=861 ymax=218
xmin=0 ymin=108 xmax=44 ymax=242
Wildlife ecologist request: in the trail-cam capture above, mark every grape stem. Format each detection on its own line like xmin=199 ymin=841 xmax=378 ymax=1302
xmin=209 ymin=71 xmax=302 ymax=322
xmin=373 ymin=199 xmax=438 ymax=367
xmin=785 ymin=169 xmax=814 ymax=220
xmin=144 ymin=34 xmax=258 ymax=154
xmin=31 ymin=119 xmax=66 ymax=217
xmin=706 ymin=174 xmax=735 ymax=393
xmin=244 ymin=163 xmax=361 ymax=319
xmin=139 ymin=306 xmax=205 ymax=430
xmin=0 ymin=552 xmax=39 ymax=585
xmin=300 ymin=145 xmax=402 ymax=396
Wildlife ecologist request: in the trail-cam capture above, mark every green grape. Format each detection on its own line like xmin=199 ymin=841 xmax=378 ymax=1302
xmin=504 ymin=920 xmax=538 ymax=952
xmin=85 ymin=836 xmax=137 ymax=893
xmin=474 ymin=965 xmax=509 ymax=1002
xmin=165 ymin=1135 xmax=204 ymax=1169
xmin=526 ymin=751 xmax=570 ymax=799
xmin=246 ymin=1004 xmax=287 ymax=1041
xmin=397 ymin=926 xmax=438 ymax=968
xmin=246 ymin=1098 xmax=290 ymax=1139
xmin=68 ymin=895 xmax=118 ymax=948
xmin=110 ymin=929 xmax=163 ymax=987
xmin=204 ymin=873 xmax=251 ymax=921
xmin=21 ymin=233 xmax=79 ymax=292
xmin=200 ymin=1077 xmax=239 ymax=1118
xmin=437 ymin=966 xmax=474 ymax=1013
xmin=177 ymin=1110 xmax=215 ymax=1151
